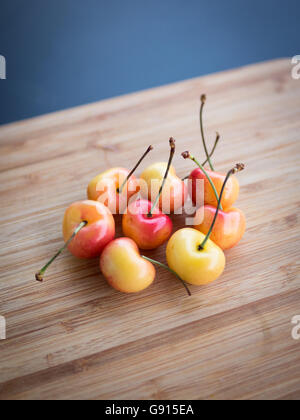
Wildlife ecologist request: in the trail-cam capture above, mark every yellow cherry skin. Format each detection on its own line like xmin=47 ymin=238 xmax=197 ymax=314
xmin=140 ymin=162 xmax=187 ymax=213
xmin=166 ymin=228 xmax=225 ymax=286
xmin=100 ymin=237 xmax=155 ymax=293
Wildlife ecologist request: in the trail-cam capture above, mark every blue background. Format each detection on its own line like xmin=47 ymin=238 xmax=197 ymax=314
xmin=0 ymin=0 xmax=299 ymax=125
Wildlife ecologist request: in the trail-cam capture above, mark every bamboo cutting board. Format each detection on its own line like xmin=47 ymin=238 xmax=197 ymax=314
xmin=0 ymin=58 xmax=300 ymax=400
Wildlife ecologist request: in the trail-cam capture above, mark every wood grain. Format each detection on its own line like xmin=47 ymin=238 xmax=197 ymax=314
xmin=0 ymin=58 xmax=299 ymax=400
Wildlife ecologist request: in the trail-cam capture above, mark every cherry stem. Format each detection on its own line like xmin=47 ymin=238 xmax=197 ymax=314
xmin=181 ymin=133 xmax=220 ymax=181
xmin=200 ymin=94 xmax=214 ymax=171
xmin=142 ymin=255 xmax=191 ymax=296
xmin=182 ymin=151 xmax=223 ymax=211
xmin=147 ymin=137 xmax=176 ymax=217
xmin=201 ymin=132 xmax=220 ymax=166
xmin=117 ymin=145 xmax=153 ymax=194
xmin=35 ymin=221 xmax=87 ymax=282
xmin=199 ymin=163 xmax=245 ymax=250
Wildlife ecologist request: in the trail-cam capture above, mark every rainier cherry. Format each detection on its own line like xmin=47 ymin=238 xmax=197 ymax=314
xmin=122 ymin=139 xmax=176 ymax=250
xmin=183 ymin=150 xmax=246 ymax=250
xmin=87 ymin=145 xmax=153 ymax=214
xmin=100 ymin=238 xmax=191 ymax=295
xmin=166 ymin=164 xmax=244 ymax=285
xmin=194 ymin=205 xmax=246 ymax=250
xmin=36 ymin=200 xmax=115 ymax=281
xmin=100 ymin=238 xmax=156 ymax=293
xmin=140 ymin=138 xmax=187 ymax=213
xmin=184 ymin=152 xmax=240 ymax=210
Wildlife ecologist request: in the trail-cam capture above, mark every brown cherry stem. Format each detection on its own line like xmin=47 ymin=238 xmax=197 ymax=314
xmin=35 ymin=221 xmax=87 ymax=282
xmin=142 ymin=255 xmax=191 ymax=296
xmin=117 ymin=145 xmax=153 ymax=194
xmin=199 ymin=163 xmax=245 ymax=250
xmin=147 ymin=137 xmax=176 ymax=217
xmin=200 ymin=94 xmax=214 ymax=171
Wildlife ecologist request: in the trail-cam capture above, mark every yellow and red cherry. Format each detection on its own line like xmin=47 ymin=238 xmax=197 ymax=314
xmin=35 ymin=200 xmax=115 ymax=281
xmin=122 ymin=199 xmax=173 ymax=250
xmin=166 ymin=164 xmax=244 ymax=286
xmin=122 ymin=139 xmax=176 ymax=250
xmin=194 ymin=205 xmax=246 ymax=250
xmin=183 ymin=152 xmax=240 ymax=210
xmin=140 ymin=138 xmax=187 ymax=213
xmin=62 ymin=200 xmax=115 ymax=258
xmin=100 ymin=237 xmax=191 ymax=295
xmin=87 ymin=145 xmax=153 ymax=214
xmin=100 ymin=237 xmax=155 ymax=293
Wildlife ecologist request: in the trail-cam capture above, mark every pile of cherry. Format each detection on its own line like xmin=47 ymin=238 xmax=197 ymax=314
xmin=36 ymin=95 xmax=245 ymax=296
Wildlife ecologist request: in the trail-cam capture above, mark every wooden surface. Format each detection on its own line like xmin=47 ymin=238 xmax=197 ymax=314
xmin=0 ymin=58 xmax=300 ymax=400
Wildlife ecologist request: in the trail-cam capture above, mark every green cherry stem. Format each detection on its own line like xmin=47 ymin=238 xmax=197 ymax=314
xmin=201 ymin=132 xmax=220 ymax=166
xmin=182 ymin=151 xmax=223 ymax=211
xmin=142 ymin=255 xmax=191 ymax=296
xmin=199 ymin=163 xmax=245 ymax=250
xmin=117 ymin=145 xmax=153 ymax=194
xmin=147 ymin=137 xmax=176 ymax=217
xmin=181 ymin=133 xmax=220 ymax=181
xmin=200 ymin=94 xmax=214 ymax=171
xmin=35 ymin=221 xmax=87 ymax=282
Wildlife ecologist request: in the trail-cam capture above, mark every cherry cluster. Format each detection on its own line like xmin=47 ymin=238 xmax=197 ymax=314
xmin=36 ymin=95 xmax=245 ymax=296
